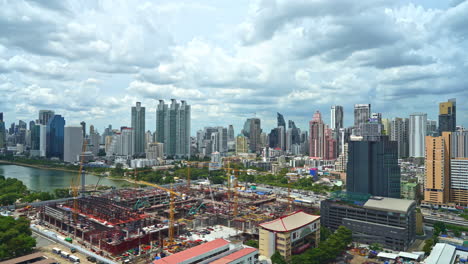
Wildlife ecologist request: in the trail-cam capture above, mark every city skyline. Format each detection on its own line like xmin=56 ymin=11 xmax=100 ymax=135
xmin=1 ymin=1 xmax=468 ymax=134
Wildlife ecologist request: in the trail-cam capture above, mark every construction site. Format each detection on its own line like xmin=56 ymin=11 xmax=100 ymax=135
xmin=33 ymin=169 xmax=318 ymax=261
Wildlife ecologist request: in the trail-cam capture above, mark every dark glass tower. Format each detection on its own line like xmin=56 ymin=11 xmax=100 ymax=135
xmin=46 ymin=115 xmax=65 ymax=159
xmin=439 ymin=98 xmax=456 ymax=134
xmin=346 ymin=136 xmax=401 ymax=198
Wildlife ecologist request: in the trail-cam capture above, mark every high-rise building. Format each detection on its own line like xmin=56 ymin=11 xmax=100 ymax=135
xmin=426 ymin=120 xmax=438 ymax=136
xmin=309 ymin=111 xmax=326 ymax=158
xmin=30 ymin=125 xmax=40 ymax=151
xmin=156 ymin=99 xmax=191 ymax=158
xmin=0 ymin=119 xmax=5 ymax=149
xmin=39 ymin=125 xmax=47 ymax=156
xmin=89 ymin=130 xmax=101 ymax=156
xmin=354 ymin=104 xmax=371 ymax=128
xmin=80 ymin=121 xmax=86 ymax=138
xmin=277 ymin=112 xmax=286 ymax=128
xmin=146 ymin=142 xmax=164 ymax=160
xmin=451 ymin=130 xmax=468 ymax=158
xmin=409 ymin=113 xmax=427 ymax=158
xmin=424 ymin=132 xmax=451 ymax=204
xmin=131 ymin=102 xmax=145 ymax=155
xmin=64 ymin=126 xmax=83 ymax=163
xmin=228 ymin=125 xmax=235 ymax=142
xmin=390 ymin=117 xmax=409 ymax=158
xmin=450 ymin=159 xmax=468 ymax=206
xmin=0 ymin=112 xmax=3 ymax=122
xmin=360 ymin=121 xmax=382 ymax=142
xmin=439 ymin=98 xmax=456 ymax=134
xmin=242 ymin=118 xmax=262 ymax=153
xmin=330 ymin=105 xmax=343 ymax=131
xmin=89 ymin=125 xmax=95 ymax=135
xmin=38 ymin=110 xmax=55 ymax=125
xmin=236 ymin=135 xmax=248 ymax=154
xmin=197 ymin=126 xmax=228 ymax=155
xmin=346 ymin=136 xmax=401 ymax=198
xmin=382 ymin=118 xmax=391 ymax=136
xmin=46 ymin=115 xmax=65 ymax=159
xmin=145 ymin=130 xmax=153 ymax=150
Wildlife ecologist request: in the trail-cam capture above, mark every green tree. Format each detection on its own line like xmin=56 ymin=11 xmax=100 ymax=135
xmin=0 ymin=216 xmax=36 ymax=260
xmin=369 ymin=243 xmax=383 ymax=251
xmin=434 ymin=222 xmax=447 ymax=236
xmin=320 ymin=226 xmax=332 ymax=242
xmin=245 ymin=239 xmax=259 ymax=248
xmin=271 ymin=251 xmax=287 ymax=264
xmin=423 ymin=239 xmax=434 ymax=255
xmin=54 ymin=188 xmax=72 ymax=198
xmin=97 ymin=149 xmax=106 ymax=156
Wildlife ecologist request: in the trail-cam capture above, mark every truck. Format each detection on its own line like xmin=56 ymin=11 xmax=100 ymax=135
xmin=52 ymin=248 xmax=61 ymax=254
xmin=61 ymin=251 xmax=70 ymax=259
xmin=69 ymin=255 xmax=80 ymax=263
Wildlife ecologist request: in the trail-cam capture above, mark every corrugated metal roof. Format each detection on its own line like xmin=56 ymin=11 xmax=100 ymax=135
xmin=259 ymin=211 xmax=320 ymax=232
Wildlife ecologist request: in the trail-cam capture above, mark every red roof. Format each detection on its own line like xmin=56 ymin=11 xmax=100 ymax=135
xmin=211 ymin=248 xmax=257 ymax=264
xmin=153 ymin=238 xmax=230 ymax=264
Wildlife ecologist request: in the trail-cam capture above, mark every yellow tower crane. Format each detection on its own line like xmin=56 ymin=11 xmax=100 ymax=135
xmin=130 ymin=179 xmax=183 ymax=244
xmin=71 ymin=139 xmax=87 ymax=222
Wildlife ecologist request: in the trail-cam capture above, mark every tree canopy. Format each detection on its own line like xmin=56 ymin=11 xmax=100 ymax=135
xmin=0 ymin=216 xmax=36 ymax=260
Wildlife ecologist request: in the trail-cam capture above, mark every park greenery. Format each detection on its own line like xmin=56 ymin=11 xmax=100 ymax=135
xmin=292 ymin=226 xmax=353 ymax=264
xmin=0 ymin=176 xmax=71 ymax=206
xmin=0 ymin=216 xmax=36 ymax=260
xmin=245 ymin=239 xmax=259 ymax=248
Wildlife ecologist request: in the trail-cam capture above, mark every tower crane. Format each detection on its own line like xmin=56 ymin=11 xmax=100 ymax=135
xmin=71 ymin=139 xmax=87 ymax=222
xmin=129 ymin=179 xmax=183 ymax=244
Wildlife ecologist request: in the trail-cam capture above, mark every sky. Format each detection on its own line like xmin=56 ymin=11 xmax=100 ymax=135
xmin=1 ymin=0 xmax=467 ymax=135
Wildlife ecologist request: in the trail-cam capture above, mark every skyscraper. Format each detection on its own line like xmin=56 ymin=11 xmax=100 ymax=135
xmin=131 ymin=102 xmax=145 ymax=155
xmin=354 ymin=104 xmax=371 ymax=127
xmin=426 ymin=120 xmax=438 ymax=136
xmin=39 ymin=110 xmax=55 ymax=125
xmin=424 ymin=132 xmax=451 ymax=204
xmin=80 ymin=121 xmax=86 ymax=138
xmin=39 ymin=125 xmax=47 ymax=157
xmin=346 ymin=136 xmax=401 ymax=198
xmin=236 ymin=134 xmax=248 ymax=154
xmin=64 ymin=126 xmax=83 ymax=163
xmin=409 ymin=113 xmax=427 ymax=158
xmin=452 ymin=130 xmax=468 ymax=158
xmin=30 ymin=124 xmax=41 ymax=155
xmin=156 ymin=99 xmax=191 ymax=158
xmin=228 ymin=125 xmax=235 ymax=142
xmin=242 ymin=118 xmax=262 ymax=153
xmin=309 ymin=111 xmax=326 ymax=158
xmin=0 ymin=118 xmax=5 ymax=149
xmin=439 ymin=98 xmax=456 ymax=134
xmin=390 ymin=117 xmax=409 ymax=158
xmin=46 ymin=115 xmax=65 ymax=159
xmin=330 ymin=105 xmax=343 ymax=131
xmin=277 ymin=112 xmax=286 ymax=128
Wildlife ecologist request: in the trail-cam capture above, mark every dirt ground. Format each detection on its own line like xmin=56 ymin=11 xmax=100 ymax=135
xmin=350 ymin=255 xmax=384 ymax=264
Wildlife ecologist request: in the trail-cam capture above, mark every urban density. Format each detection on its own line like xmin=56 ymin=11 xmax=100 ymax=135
xmin=1 ymin=1 xmax=468 ymax=264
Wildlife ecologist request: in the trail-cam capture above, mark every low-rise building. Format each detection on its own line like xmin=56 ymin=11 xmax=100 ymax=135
xmin=259 ymin=211 xmax=320 ymax=261
xmin=153 ymin=238 xmax=258 ymax=264
xmin=320 ymin=192 xmax=416 ymax=251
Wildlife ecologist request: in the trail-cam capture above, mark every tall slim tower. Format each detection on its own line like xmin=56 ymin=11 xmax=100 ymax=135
xmin=131 ymin=102 xmax=145 ymax=155
xmin=439 ymin=98 xmax=456 ymax=134
xmin=391 ymin=117 xmax=409 ymax=158
xmin=330 ymin=105 xmax=344 ymax=131
xmin=309 ymin=111 xmax=326 ymax=158
xmin=80 ymin=121 xmax=86 ymax=138
xmin=409 ymin=113 xmax=427 ymax=158
xmin=242 ymin=118 xmax=261 ymax=153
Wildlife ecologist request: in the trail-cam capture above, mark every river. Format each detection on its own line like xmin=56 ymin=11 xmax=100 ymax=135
xmin=0 ymin=164 xmax=128 ymax=192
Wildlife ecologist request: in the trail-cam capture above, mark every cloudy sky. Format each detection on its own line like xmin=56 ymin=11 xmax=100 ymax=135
xmin=1 ymin=0 xmax=467 ymax=134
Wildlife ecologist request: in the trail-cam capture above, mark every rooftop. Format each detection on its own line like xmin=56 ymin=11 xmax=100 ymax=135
xmin=424 ymin=243 xmax=456 ymax=264
xmin=153 ymin=238 xmax=230 ymax=264
xmin=210 ymin=248 xmax=257 ymax=264
xmin=363 ymin=197 xmax=416 ymax=213
xmin=259 ymin=210 xmax=320 ymax=233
